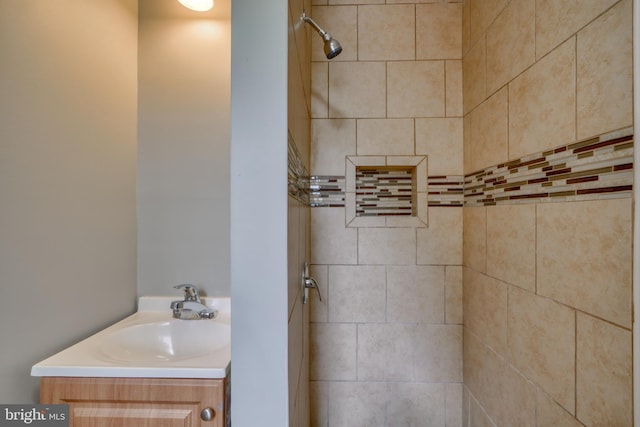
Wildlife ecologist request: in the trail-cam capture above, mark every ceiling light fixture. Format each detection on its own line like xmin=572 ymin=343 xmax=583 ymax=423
xmin=178 ymin=0 xmax=214 ymax=12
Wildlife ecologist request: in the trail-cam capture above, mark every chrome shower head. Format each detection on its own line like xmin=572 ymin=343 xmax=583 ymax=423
xmin=302 ymin=13 xmax=343 ymax=60
xmin=321 ymin=33 xmax=343 ymax=59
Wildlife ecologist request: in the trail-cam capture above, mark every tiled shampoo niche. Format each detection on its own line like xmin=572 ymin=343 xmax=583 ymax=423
xmin=346 ymin=156 xmax=427 ymax=228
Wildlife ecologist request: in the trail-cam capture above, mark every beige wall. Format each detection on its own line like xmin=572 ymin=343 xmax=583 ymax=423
xmin=0 ymin=0 xmax=138 ymax=403
xmin=137 ymin=0 xmax=231 ymax=297
xmin=309 ymin=1 xmax=464 ymax=425
xmin=462 ymin=0 xmax=633 ymax=426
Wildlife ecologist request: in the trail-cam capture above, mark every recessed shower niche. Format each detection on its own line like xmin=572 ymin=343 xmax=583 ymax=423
xmin=345 ymin=156 xmax=428 ymax=227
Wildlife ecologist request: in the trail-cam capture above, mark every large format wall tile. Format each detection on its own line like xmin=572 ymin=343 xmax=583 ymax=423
xmin=535 ymin=0 xmax=619 ymax=59
xmin=445 ymin=266 xmax=463 ymax=324
xmin=486 ymin=204 xmax=535 ymax=291
xmin=358 ymin=227 xmax=416 ymax=265
xmin=386 ymin=265 xmax=445 ymax=323
xmin=310 ymin=323 xmax=356 ymax=381
xmin=309 ymin=265 xmax=328 ymax=323
xmin=358 ymin=4 xmax=415 ymax=61
xmin=468 ymin=87 xmax=508 ymax=171
xmin=311 ymin=208 xmax=357 ymax=265
xmin=387 ymin=61 xmax=446 ymax=118
xmin=328 ymin=382 xmax=387 ymax=427
xmin=509 ymin=37 xmax=576 ymax=160
xmin=309 ymin=381 xmax=328 ymax=427
xmin=311 ymin=119 xmax=355 ymax=175
xmin=537 ymin=198 xmax=632 ymax=328
xmin=416 ymin=3 xmax=462 ymax=60
xmin=387 ymin=383 xmax=446 ymax=426
xmin=446 ymin=60 xmax=463 ymax=117
xmin=468 ymin=0 xmax=508 ymax=49
xmin=463 ymin=268 xmax=507 ymax=355
xmin=357 ymin=323 xmax=415 ymax=381
xmin=576 ymin=312 xmax=632 ymax=426
xmin=537 ymin=388 xmax=583 ymax=427
xmin=485 ymin=0 xmax=535 ymax=94
xmin=328 ymin=61 xmax=386 ymax=118
xmin=446 ymin=383 xmax=463 ymax=427
xmin=463 ymin=207 xmax=486 ymax=272
xmin=414 ymin=324 xmax=463 ymax=382
xmin=464 ymin=329 xmax=536 ymax=427
xmin=417 ymin=207 xmax=463 ymax=265
xmin=498 ymin=356 xmax=536 ymax=427
xmin=462 ymin=36 xmax=486 ymax=113
xmin=416 ymin=118 xmax=463 ymax=175
xmin=461 ymin=0 xmax=470 ymax=54
xmin=356 ymin=118 xmax=414 ymax=156
xmin=576 ymin=0 xmax=633 ymax=140
xmin=311 ymin=62 xmax=328 ymax=118
xmin=508 ymin=286 xmax=575 ymax=413
xmin=469 ymin=395 xmax=497 ymax=427
xmin=463 ymin=114 xmax=472 ymax=173
xmin=328 ymin=265 xmax=386 ymax=323
xmin=464 ymin=331 xmax=502 ymax=425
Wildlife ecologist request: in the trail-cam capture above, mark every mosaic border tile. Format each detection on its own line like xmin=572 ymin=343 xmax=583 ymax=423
xmin=297 ymin=128 xmax=634 ymax=210
xmin=356 ymin=168 xmax=413 ymax=217
xmin=287 ymin=131 xmax=310 ymax=206
xmin=428 ymin=175 xmax=465 ymax=207
xmin=310 ymin=176 xmax=345 ymax=207
xmin=464 ymin=127 xmax=634 ymax=206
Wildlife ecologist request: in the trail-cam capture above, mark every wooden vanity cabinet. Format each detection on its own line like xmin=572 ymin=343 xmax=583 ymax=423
xmin=40 ymin=377 xmax=230 ymax=427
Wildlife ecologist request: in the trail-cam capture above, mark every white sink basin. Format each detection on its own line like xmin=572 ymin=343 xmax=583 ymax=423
xmin=99 ymin=320 xmax=230 ymax=363
xmin=30 ymin=297 xmax=231 ymax=379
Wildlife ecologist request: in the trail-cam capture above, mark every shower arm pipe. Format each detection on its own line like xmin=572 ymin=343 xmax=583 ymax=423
xmin=301 ymin=12 xmax=329 ymax=41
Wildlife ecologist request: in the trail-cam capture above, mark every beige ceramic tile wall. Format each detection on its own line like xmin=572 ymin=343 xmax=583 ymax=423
xmin=310 ymin=1 xmax=464 ymax=425
xmin=463 ymin=1 xmax=633 ymax=426
xmin=288 ymin=0 xmax=312 ymax=425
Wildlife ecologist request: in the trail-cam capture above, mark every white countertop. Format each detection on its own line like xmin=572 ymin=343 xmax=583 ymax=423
xmin=31 ymin=296 xmax=230 ymax=379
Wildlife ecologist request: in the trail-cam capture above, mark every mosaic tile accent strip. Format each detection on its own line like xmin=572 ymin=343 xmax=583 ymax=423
xmin=428 ymin=175 xmax=465 ymax=207
xmin=310 ymin=176 xmax=346 ymax=207
xmin=307 ymin=128 xmax=633 ymax=209
xmin=355 ymin=168 xmax=413 ymax=216
xmin=287 ymin=131 xmax=310 ymax=205
xmin=465 ymin=128 xmax=634 ymax=206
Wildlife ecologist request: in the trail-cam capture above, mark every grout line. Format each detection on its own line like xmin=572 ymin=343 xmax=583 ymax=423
xmin=533 ymin=0 xmax=537 ymax=60
xmin=414 ymin=4 xmax=417 ymax=62
xmin=483 ymin=205 xmax=487 ymax=274
xmin=534 ymin=204 xmax=538 ymax=295
xmin=574 ymin=309 xmax=578 ymax=416
xmin=444 ymin=266 xmax=448 ymax=324
xmin=574 ymin=34 xmax=578 ymax=145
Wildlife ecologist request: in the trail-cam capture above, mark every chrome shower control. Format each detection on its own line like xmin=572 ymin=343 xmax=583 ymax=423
xmin=302 ymin=261 xmax=322 ymax=304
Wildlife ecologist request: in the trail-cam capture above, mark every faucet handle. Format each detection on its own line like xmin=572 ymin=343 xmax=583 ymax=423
xmin=174 ymin=284 xmax=201 ymax=302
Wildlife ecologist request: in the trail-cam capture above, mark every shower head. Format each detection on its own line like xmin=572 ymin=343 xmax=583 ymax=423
xmin=302 ymin=13 xmax=343 ymax=59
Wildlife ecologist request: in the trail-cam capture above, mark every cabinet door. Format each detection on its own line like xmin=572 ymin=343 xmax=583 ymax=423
xmin=71 ymin=402 xmax=198 ymax=427
xmin=41 ymin=377 xmax=226 ymax=427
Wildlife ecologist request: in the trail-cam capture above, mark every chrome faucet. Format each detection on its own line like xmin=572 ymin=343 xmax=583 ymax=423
xmin=170 ymin=284 xmax=217 ymax=320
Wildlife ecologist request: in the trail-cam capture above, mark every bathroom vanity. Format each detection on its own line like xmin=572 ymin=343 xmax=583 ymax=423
xmin=40 ymin=376 xmax=229 ymax=427
xmin=32 ymin=296 xmax=231 ymax=427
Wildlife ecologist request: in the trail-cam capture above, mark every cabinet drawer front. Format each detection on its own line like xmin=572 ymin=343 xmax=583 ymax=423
xmin=73 ymin=403 xmax=197 ymax=427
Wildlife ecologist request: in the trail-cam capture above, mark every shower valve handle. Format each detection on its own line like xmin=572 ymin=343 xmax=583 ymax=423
xmin=302 ymin=261 xmax=323 ymax=304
